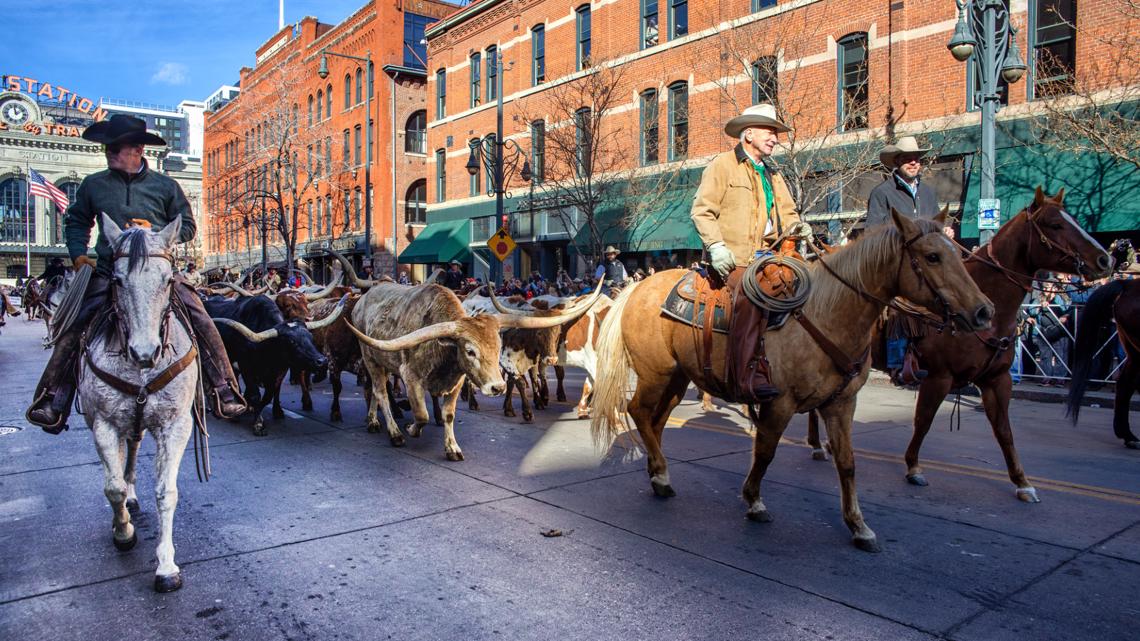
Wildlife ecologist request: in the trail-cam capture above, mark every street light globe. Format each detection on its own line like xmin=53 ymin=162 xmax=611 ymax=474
xmin=1001 ymin=62 xmax=1027 ymax=84
xmin=317 ymin=55 xmax=330 ymax=79
xmin=949 ymin=41 xmax=975 ymax=62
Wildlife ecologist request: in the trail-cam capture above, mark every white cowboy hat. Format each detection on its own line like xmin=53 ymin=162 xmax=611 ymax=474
xmin=603 ymin=245 xmax=621 ymax=255
xmin=879 ymin=136 xmax=932 ymax=167
xmin=724 ymin=103 xmax=791 ymax=138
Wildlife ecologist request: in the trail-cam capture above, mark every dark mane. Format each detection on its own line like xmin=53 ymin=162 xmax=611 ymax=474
xmin=115 ymin=228 xmax=150 ymax=274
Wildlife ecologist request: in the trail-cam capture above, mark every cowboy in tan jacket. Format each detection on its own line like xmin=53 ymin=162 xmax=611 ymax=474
xmin=691 ymin=104 xmax=802 ymax=277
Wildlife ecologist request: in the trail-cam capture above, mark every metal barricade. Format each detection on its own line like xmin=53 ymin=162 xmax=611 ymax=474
xmin=1013 ymin=301 xmax=1124 ymax=385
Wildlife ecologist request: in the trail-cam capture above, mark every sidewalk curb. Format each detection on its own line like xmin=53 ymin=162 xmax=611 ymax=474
xmin=866 ymin=372 xmax=1139 ymax=411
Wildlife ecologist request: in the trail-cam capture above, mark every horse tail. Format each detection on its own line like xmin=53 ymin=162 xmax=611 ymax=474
xmin=590 ymin=283 xmax=639 ymax=449
xmin=1068 ymin=280 xmax=1124 ymax=423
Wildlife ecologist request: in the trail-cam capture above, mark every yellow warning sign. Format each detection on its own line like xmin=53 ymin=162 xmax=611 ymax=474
xmin=487 ymin=227 xmax=516 ymax=262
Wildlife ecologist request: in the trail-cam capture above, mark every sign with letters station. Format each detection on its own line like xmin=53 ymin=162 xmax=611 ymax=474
xmin=487 ymin=228 xmax=516 ymax=262
xmin=978 ymin=198 xmax=1001 ymax=230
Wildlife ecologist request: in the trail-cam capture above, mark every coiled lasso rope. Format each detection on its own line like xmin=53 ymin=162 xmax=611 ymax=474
xmin=739 ymin=225 xmax=814 ymax=313
xmin=45 ymin=264 xmax=92 ymax=347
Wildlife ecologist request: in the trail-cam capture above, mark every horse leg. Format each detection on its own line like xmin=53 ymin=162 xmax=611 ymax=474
xmin=1113 ymin=358 xmax=1139 ymax=448
xmin=741 ymin=403 xmax=795 ymax=523
xmin=123 ymin=435 xmax=143 ymax=515
xmin=91 ymin=421 xmax=136 ymax=552
xmin=979 ymin=373 xmax=1039 ymax=502
xmin=627 ymin=371 xmax=690 ymax=497
xmin=151 ymin=416 xmax=193 ymax=592
xmin=299 ymin=369 xmax=313 ymax=411
xmin=805 ymin=410 xmax=828 ymax=461
xmin=576 ymin=378 xmax=592 ymax=419
xmin=403 ymin=378 xmax=430 ymax=438
xmin=819 ymin=399 xmax=879 ymax=552
xmin=329 ymin=366 xmax=343 ymax=422
xmin=503 ymin=373 xmax=517 ymax=418
xmin=440 ymin=382 xmax=465 ymax=461
xmin=271 ymin=371 xmax=286 ymax=420
xmin=903 ymin=374 xmax=954 ymax=486
xmin=555 ymin=365 xmax=567 ymax=402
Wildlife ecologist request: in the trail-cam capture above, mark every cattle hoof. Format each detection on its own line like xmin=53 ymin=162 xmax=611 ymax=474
xmin=253 ymin=425 xmax=268 ymax=437
xmin=406 ymin=423 xmax=424 ymax=438
xmin=905 ymin=473 xmax=928 ymax=487
xmin=853 ymin=536 xmax=882 ymax=553
xmin=125 ymin=498 xmax=140 ymax=515
xmin=1016 ymin=487 xmax=1041 ymax=503
xmin=113 ymin=529 xmax=137 ymax=551
xmin=389 ymin=434 xmax=406 ymax=448
xmin=522 ymin=413 xmax=533 ymax=423
xmin=650 ymin=481 xmax=676 ymax=498
xmin=810 ymin=448 xmax=829 ymax=462
xmin=154 ymin=572 xmax=183 ymax=593
xmin=504 ymin=409 xmax=515 ymax=418
xmin=557 ymin=393 xmax=567 ymax=402
xmin=446 ymin=450 xmax=465 ymax=462
xmin=746 ymin=509 xmax=773 ymax=523
xmin=301 ymin=401 xmax=313 ymax=411
xmin=367 ymin=423 xmax=381 ymax=434
xmin=1124 ymin=440 xmax=1140 ymax=450
xmin=468 ymin=402 xmax=479 ymax=411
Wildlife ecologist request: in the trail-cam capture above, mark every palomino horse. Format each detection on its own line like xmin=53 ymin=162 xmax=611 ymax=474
xmin=78 ymin=215 xmax=200 ymax=592
xmin=807 ymin=188 xmax=1112 ymax=501
xmin=1069 ymin=279 xmax=1140 ymax=448
xmin=591 ymin=212 xmax=993 ymax=551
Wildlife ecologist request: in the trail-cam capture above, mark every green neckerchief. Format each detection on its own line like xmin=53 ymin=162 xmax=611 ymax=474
xmin=749 ymin=159 xmax=775 ymax=214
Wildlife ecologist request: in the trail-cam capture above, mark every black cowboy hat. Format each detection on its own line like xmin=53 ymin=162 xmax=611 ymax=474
xmin=82 ymin=114 xmax=167 ymax=147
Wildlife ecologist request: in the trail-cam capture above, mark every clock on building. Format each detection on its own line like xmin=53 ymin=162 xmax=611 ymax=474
xmin=1 ymin=98 xmax=32 ymax=127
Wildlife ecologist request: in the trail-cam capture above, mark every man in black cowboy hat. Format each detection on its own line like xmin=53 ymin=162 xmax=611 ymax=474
xmin=26 ymin=114 xmax=247 ymax=433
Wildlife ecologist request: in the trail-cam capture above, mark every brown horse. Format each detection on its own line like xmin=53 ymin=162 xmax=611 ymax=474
xmin=808 ymin=188 xmax=1112 ymax=501
xmin=590 ymin=212 xmax=993 ymax=551
xmin=1069 ymin=278 xmax=1140 ymax=448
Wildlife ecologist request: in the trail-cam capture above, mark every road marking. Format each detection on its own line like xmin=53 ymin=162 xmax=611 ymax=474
xmin=663 ymin=416 xmax=1140 ymax=506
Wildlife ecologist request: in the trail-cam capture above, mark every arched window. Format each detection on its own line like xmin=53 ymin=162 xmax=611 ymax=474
xmin=405 ymin=110 xmax=426 ymax=153
xmin=56 ymin=181 xmax=80 ymax=243
xmin=405 ymin=180 xmax=427 ymax=224
xmin=316 ymin=89 xmax=323 ymax=121
xmin=344 ymin=74 xmax=352 ymax=109
xmin=0 ymin=178 xmax=31 ymax=242
xmin=353 ymin=189 xmax=362 ymax=228
xmin=326 ymin=84 xmax=333 ymax=118
xmin=307 ymin=95 xmax=314 ymax=127
xmin=355 ymin=68 xmax=363 ymax=104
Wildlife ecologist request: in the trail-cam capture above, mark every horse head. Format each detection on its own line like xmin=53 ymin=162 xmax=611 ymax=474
xmin=102 ymin=214 xmax=181 ymax=368
xmin=890 ymin=209 xmax=994 ymax=331
xmin=1017 ymin=186 xmax=1112 ymax=280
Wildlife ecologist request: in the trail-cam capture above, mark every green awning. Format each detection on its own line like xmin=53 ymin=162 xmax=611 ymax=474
xmin=573 ymin=191 xmax=703 ymax=253
xmin=398 ymin=219 xmax=472 ymax=264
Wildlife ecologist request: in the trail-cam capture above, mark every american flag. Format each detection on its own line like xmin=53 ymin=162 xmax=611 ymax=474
xmin=29 ymin=168 xmax=70 ymax=212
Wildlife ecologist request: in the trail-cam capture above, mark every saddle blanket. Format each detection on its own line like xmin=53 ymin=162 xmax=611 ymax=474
xmin=660 ymin=270 xmax=788 ymax=334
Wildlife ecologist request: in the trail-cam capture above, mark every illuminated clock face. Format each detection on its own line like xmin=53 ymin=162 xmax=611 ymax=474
xmin=1 ymin=101 xmax=30 ymax=126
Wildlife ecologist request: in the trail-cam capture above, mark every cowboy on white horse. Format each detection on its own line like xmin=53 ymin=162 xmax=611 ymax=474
xmin=26 ymin=114 xmax=247 ymax=432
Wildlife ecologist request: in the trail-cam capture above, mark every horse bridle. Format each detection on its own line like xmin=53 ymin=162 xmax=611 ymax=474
xmin=965 ymin=205 xmax=1090 ymax=292
xmin=108 ymin=249 xmax=178 ymax=348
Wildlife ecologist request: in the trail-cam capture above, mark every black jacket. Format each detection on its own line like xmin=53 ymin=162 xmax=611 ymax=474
xmin=865 ymin=173 xmax=941 ymax=229
xmin=64 ymin=158 xmax=195 ymax=275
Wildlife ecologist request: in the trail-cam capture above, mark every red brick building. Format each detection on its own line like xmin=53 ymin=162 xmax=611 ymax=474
xmin=424 ymin=0 xmax=1138 ymax=280
xmin=202 ymin=1 xmax=457 ymax=282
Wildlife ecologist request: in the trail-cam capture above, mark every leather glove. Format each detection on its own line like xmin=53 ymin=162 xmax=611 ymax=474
xmin=72 ymin=255 xmax=96 ymax=272
xmin=708 ymin=242 xmax=736 ymax=278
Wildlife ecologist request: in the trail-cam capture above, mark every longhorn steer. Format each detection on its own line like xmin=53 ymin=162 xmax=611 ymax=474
xmin=553 ymin=294 xmax=613 ymax=418
xmin=207 ymin=294 xmax=346 ymax=435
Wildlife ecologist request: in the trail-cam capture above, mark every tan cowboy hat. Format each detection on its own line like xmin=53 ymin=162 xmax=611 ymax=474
xmin=724 ymin=103 xmax=790 ymax=137
xmin=603 ymin=245 xmax=621 ymax=255
xmin=879 ymin=136 xmax=932 ymax=167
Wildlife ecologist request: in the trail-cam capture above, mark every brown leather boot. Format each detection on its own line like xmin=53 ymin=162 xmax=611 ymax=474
xmin=725 ymin=270 xmax=780 ymax=404
xmin=26 ymin=331 xmax=83 ymax=434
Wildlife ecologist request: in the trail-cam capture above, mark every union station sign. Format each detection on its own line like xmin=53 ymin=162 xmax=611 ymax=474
xmin=0 ymin=74 xmax=106 ymax=139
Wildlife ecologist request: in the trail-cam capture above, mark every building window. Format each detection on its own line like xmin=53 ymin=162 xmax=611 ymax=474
xmin=354 ymin=126 xmax=362 ymax=166
xmin=325 ymin=196 xmax=333 ymax=235
xmin=837 ymin=33 xmax=869 ymax=131
xmin=307 ymin=201 xmax=314 ymax=238
xmin=669 ymin=0 xmax=687 ymax=39
xmin=751 ymin=0 xmax=777 ymax=11
xmin=531 ymin=120 xmax=545 ymax=184
xmin=343 ymin=191 xmax=351 ymax=230
xmin=486 ymin=46 xmax=498 ymax=102
xmin=307 ymin=95 xmax=314 ymax=126
xmin=574 ymin=107 xmax=592 ymax=174
xmin=325 ymin=137 xmax=332 ymax=176
xmin=532 ymin=26 xmax=545 ymax=85
xmin=355 ymin=68 xmax=363 ymax=104
xmin=751 ymin=56 xmax=778 ymax=105
xmin=367 ymin=119 xmax=373 ymax=163
xmin=0 ymin=178 xmax=31 ymax=242
xmin=436 ymin=69 xmax=447 ymax=118
xmin=1030 ymin=0 xmax=1077 ymax=98
xmin=315 ymin=140 xmax=322 ymax=177
xmin=576 ymin=5 xmax=591 ymax=70
xmin=469 ymin=139 xmax=482 ymax=196
xmin=307 ymin=145 xmax=313 ymax=177
xmin=470 ymin=52 xmax=482 ymax=108
xmin=435 ymin=148 xmax=447 ymax=202
xmin=668 ymin=81 xmax=688 ymax=161
xmin=354 ymin=189 xmax=362 ymax=229
xmin=640 ymin=89 xmax=659 ymax=165
xmin=344 ymin=74 xmax=352 ymax=109
xmin=58 ymin=182 xmax=80 ymax=243
xmin=642 ymin=0 xmax=659 ymax=49
xmin=343 ymin=129 xmax=351 ymax=168
xmin=404 ymin=13 xmax=431 ymax=68
xmin=326 ymin=84 xmax=332 ymax=119
xmin=484 ymin=134 xmax=496 ymax=193
xmin=405 ymin=180 xmax=427 ymax=224
xmin=316 ymin=90 xmax=323 ymax=122
xmin=405 ymin=110 xmax=426 ymax=153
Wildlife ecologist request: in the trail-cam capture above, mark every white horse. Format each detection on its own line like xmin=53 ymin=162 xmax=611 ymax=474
xmin=78 ymin=215 xmax=199 ymax=593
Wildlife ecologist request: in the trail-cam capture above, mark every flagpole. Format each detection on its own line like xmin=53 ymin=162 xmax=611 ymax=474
xmin=24 ymin=161 xmax=31 ymax=279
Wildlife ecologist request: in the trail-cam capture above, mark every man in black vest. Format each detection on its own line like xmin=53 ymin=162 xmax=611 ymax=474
xmin=594 ymin=246 xmax=628 ymax=292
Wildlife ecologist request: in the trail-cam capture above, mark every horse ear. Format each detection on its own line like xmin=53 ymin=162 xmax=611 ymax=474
xmin=1034 ymin=185 xmax=1046 ymax=207
xmin=159 ymin=217 xmax=182 ymax=247
xmin=1054 ymin=187 xmax=1066 ymax=204
xmin=933 ymin=205 xmax=949 ymax=226
xmin=101 ymin=213 xmax=123 ymax=247
xmin=890 ymin=207 xmax=919 ymax=238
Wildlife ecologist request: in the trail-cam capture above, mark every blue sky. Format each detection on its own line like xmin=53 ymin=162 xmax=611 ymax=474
xmin=3 ymin=1 xmax=371 ymax=107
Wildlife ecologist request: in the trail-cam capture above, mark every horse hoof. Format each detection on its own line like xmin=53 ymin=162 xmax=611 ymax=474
xmin=154 ymin=572 xmax=183 ymax=593
xmin=577 ymin=412 xmax=589 ymax=420
xmin=906 ymin=474 xmax=929 ymax=487
xmin=504 ymin=410 xmax=515 ymax=418
xmin=853 ymin=536 xmax=882 ymax=553
xmin=810 ymin=448 xmax=828 ymax=462
xmin=557 ymin=393 xmax=567 ymax=402
xmin=390 ymin=434 xmax=406 ymax=448
xmin=651 ymin=482 xmax=676 ymax=498
xmin=1016 ymin=487 xmax=1041 ymax=503
xmin=113 ymin=530 xmax=137 ymax=552
xmin=522 ymin=414 xmax=533 ymax=423
xmin=1125 ymin=440 xmax=1140 ymax=450
xmin=446 ymin=450 xmax=465 ymax=462
xmin=125 ymin=498 xmax=140 ymax=515
xmin=367 ymin=424 xmax=381 ymax=434
xmin=746 ymin=509 xmax=773 ymax=523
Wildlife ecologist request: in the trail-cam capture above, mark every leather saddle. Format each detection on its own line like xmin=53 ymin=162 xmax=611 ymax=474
xmin=661 ymin=270 xmax=789 ymax=334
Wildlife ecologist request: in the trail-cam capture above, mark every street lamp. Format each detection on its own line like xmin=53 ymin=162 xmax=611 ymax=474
xmin=947 ymin=0 xmax=1026 ymax=245
xmin=318 ymin=48 xmax=374 ymax=271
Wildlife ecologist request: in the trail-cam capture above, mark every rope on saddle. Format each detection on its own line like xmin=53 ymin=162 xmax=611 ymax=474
xmin=46 ymin=264 xmax=92 ymax=347
xmin=740 ymin=253 xmax=813 ymax=313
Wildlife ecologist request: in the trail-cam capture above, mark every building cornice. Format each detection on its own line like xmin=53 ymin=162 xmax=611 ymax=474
xmin=424 ymin=0 xmax=502 ymax=40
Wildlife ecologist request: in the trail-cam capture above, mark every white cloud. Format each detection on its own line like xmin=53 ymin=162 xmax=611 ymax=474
xmin=151 ymin=62 xmax=189 ymax=86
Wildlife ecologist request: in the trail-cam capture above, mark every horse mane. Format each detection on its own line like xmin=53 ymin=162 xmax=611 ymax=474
xmin=116 ymin=228 xmax=151 ymax=274
xmin=806 ymin=219 xmax=942 ymax=314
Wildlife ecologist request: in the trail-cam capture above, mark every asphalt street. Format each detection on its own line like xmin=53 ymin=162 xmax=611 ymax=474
xmin=1 ymin=314 xmax=1137 ymax=641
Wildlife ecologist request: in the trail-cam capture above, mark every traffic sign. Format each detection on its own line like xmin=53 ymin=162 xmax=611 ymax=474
xmin=487 ymin=227 xmax=516 ymax=262
xmin=978 ymin=198 xmax=1001 ymax=230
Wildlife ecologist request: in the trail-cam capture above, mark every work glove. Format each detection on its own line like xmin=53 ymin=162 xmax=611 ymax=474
xmin=72 ymin=255 xmax=96 ymax=272
xmin=708 ymin=242 xmax=736 ymax=278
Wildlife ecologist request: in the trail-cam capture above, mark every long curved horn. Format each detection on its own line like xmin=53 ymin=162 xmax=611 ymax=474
xmin=297 ymin=274 xmax=342 ymax=301
xmin=424 ymin=268 xmax=444 ymax=285
xmin=488 ymin=287 xmax=527 ymax=315
xmin=493 ymin=283 xmax=604 ymax=329
xmin=212 ymin=317 xmax=279 ymax=343
xmin=295 ymin=269 xmax=314 ymax=285
xmin=304 ymin=294 xmax=349 ymax=331
xmin=327 ymin=248 xmax=377 ymax=288
xmin=464 ymin=284 xmax=489 ymax=301
xmin=210 ymin=282 xmax=256 ymax=297
xmin=344 ymin=317 xmax=464 ymax=351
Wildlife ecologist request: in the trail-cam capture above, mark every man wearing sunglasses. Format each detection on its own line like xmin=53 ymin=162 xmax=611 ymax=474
xmin=865 ymin=136 xmax=944 ymax=230
xmin=26 ymin=114 xmax=247 ymax=433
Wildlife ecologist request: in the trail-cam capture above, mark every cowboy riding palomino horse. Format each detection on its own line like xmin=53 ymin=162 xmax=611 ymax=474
xmin=78 ymin=215 xmax=202 ymax=592
xmin=591 ymin=211 xmax=993 ymax=551
xmin=805 ymin=187 xmax=1112 ymax=501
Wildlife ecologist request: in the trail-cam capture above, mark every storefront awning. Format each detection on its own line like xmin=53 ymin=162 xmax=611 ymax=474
xmin=572 ymin=191 xmax=703 ymax=253
xmin=398 ymin=218 xmax=472 ymax=264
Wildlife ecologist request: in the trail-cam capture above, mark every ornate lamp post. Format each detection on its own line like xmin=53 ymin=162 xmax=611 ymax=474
xmin=947 ymin=0 xmax=1027 ymax=244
